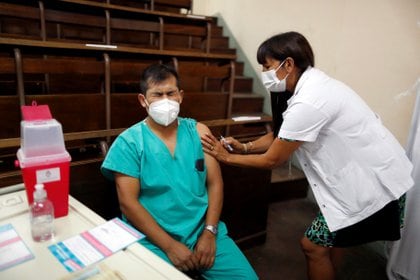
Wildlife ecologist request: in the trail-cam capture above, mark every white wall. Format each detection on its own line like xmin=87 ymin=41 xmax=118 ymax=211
xmin=193 ymin=0 xmax=420 ymax=145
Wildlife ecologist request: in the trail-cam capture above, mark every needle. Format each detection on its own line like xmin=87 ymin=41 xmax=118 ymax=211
xmin=220 ymin=135 xmax=234 ymax=152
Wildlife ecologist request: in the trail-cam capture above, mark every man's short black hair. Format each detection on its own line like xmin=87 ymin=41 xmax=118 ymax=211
xmin=140 ymin=64 xmax=179 ymax=94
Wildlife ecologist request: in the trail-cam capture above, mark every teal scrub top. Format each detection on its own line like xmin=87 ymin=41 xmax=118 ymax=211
xmin=101 ymin=118 xmax=211 ymax=246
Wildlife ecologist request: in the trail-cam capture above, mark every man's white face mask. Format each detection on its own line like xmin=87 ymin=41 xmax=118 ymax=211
xmin=261 ymin=60 xmax=289 ymax=92
xmin=146 ymin=98 xmax=180 ymax=126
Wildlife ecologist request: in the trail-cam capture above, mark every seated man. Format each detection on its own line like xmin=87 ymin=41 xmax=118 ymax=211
xmin=101 ymin=64 xmax=258 ymax=279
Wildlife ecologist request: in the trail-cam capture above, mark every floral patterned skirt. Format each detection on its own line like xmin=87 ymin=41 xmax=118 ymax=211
xmin=305 ymin=195 xmax=406 ymax=247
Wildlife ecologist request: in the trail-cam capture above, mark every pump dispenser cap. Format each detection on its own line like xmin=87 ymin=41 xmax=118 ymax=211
xmin=33 ymin=183 xmax=47 ymax=201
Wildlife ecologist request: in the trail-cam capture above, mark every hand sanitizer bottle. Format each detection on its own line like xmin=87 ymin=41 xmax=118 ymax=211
xmin=30 ymin=183 xmax=54 ymax=242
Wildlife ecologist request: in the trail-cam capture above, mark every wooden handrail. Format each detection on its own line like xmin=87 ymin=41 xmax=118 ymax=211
xmin=0 ymin=128 xmax=125 ymax=149
xmin=59 ymin=0 xmax=210 ymax=23
xmin=0 ymin=37 xmax=236 ymax=60
xmin=0 ymin=116 xmax=272 ymax=149
xmin=203 ymin=116 xmax=272 ymax=127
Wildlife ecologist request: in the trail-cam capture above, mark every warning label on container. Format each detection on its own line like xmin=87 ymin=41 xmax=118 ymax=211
xmin=36 ymin=167 xmax=61 ymax=183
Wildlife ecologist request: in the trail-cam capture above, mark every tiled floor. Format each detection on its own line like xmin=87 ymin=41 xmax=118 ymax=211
xmin=243 ymin=198 xmax=389 ymax=280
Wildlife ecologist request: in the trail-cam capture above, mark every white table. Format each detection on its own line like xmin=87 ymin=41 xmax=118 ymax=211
xmin=0 ymin=187 xmax=190 ymax=280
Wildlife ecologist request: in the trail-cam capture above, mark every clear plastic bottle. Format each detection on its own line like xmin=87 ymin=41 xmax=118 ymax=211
xmin=30 ymin=183 xmax=54 ymax=242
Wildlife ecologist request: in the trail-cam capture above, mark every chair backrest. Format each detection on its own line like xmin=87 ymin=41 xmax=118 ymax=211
xmin=0 ymin=2 xmax=41 ymax=40
xmin=44 ymin=8 xmax=107 ymax=43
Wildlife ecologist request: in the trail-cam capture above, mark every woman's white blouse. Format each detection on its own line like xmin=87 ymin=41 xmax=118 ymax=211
xmin=279 ymin=67 xmax=414 ymax=231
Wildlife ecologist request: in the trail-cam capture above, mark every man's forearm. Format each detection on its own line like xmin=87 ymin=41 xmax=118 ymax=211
xmin=205 ymin=183 xmax=223 ymax=226
xmin=122 ymin=202 xmax=175 ymax=252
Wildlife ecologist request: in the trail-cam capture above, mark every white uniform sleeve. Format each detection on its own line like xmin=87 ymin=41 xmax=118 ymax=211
xmin=278 ymin=102 xmax=329 ymax=142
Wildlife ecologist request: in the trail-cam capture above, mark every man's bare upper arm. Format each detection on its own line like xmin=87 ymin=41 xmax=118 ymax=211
xmin=114 ymin=172 xmax=141 ymax=203
xmin=196 ymin=123 xmax=223 ymax=187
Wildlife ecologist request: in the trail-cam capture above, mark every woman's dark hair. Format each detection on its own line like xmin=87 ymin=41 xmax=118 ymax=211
xmin=257 ymin=31 xmax=314 ymax=72
xmin=257 ymin=32 xmax=314 ymax=136
xmin=140 ymin=64 xmax=179 ymax=94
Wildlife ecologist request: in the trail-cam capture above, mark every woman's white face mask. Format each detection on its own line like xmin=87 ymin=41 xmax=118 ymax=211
xmin=261 ymin=60 xmax=289 ymax=92
xmin=145 ymin=98 xmax=180 ymax=126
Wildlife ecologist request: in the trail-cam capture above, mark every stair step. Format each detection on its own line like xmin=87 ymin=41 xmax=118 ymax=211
xmin=211 ymin=25 xmax=223 ymax=36
xmin=235 ymin=62 xmax=244 ymax=75
xmin=232 ymin=93 xmax=264 ymax=114
xmin=233 ymin=76 xmax=253 ymax=92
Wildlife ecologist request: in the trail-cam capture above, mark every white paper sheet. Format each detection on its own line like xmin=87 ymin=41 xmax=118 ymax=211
xmin=49 ymin=218 xmax=144 ymax=272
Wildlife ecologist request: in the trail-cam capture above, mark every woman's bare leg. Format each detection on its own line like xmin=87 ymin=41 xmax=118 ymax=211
xmin=301 ymin=236 xmax=335 ymax=280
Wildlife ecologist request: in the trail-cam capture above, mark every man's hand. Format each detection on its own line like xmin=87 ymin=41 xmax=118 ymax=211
xmin=166 ymin=240 xmax=199 ymax=271
xmin=194 ymin=230 xmax=216 ymax=269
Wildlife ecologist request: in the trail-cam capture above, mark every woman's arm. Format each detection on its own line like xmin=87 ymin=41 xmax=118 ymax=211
xmin=202 ymin=133 xmax=302 ymax=170
xmin=243 ymin=131 xmax=275 ymax=154
xmin=220 ymin=131 xmax=274 ymax=154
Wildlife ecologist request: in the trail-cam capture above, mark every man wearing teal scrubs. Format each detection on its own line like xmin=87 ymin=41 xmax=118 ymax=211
xmin=101 ymin=64 xmax=257 ymax=279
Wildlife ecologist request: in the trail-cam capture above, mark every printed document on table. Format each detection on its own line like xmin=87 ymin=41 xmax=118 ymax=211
xmin=49 ymin=218 xmax=144 ymax=272
xmin=0 ymin=223 xmax=34 ymax=271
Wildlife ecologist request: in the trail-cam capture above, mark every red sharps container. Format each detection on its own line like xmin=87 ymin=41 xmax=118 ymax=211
xmin=16 ymin=102 xmax=71 ymax=218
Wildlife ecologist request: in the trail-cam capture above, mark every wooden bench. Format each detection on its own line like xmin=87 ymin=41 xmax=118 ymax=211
xmin=0 ymin=39 xmax=269 ymax=143
xmin=151 ymin=0 xmax=192 ymax=12
xmin=0 ymin=44 xmax=258 ymax=137
xmin=109 ymin=0 xmax=192 ymax=13
xmin=0 ymin=55 xmax=18 ymax=96
xmin=0 ymin=1 xmax=224 ymax=55
xmin=44 ymin=4 xmax=107 ymax=44
xmin=0 ymin=36 xmax=235 ymax=60
xmin=0 ymin=2 xmax=42 ymax=40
